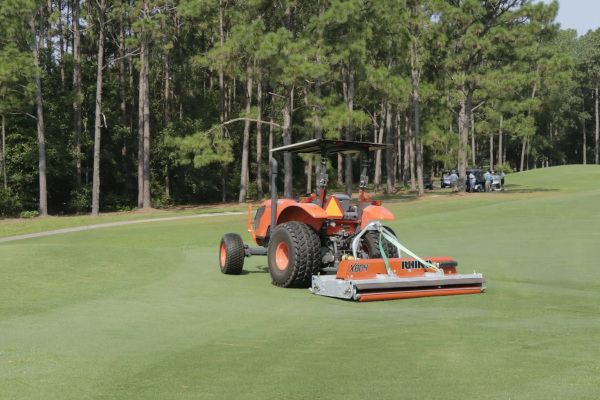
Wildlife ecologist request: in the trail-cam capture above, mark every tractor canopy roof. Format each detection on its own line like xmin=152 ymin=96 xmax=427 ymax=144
xmin=271 ymin=139 xmax=391 ymax=155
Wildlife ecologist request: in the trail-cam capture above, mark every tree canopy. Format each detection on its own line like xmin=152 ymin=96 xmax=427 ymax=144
xmin=0 ymin=0 xmax=598 ymax=217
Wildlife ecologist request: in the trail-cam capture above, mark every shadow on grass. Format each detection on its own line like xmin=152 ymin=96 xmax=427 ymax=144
xmin=241 ymin=265 xmax=269 ymax=274
xmin=377 ymin=193 xmax=432 ymax=202
xmin=502 ymin=184 xmax=560 ymax=194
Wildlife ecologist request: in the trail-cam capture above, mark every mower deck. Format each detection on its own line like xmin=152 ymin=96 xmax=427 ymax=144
xmin=310 ymin=257 xmax=486 ymax=302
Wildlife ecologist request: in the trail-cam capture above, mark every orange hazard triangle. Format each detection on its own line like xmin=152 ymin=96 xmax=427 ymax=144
xmin=324 ymin=197 xmax=344 ymax=218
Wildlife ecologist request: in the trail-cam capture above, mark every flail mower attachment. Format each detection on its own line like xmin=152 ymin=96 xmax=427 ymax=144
xmin=310 ymin=222 xmax=486 ymax=302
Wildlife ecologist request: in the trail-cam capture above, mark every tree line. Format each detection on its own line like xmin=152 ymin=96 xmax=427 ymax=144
xmin=0 ymin=0 xmax=598 ymax=217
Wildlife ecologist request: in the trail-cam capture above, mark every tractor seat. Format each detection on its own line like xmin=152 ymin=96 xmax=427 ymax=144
xmin=330 ymin=194 xmax=351 ymax=211
xmin=329 ymin=194 xmax=358 ymax=220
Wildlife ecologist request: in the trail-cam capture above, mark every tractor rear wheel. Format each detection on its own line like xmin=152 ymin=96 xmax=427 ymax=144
xmin=361 ymin=227 xmax=398 ymax=259
xmin=267 ymin=222 xmax=321 ymax=288
xmin=219 ymin=233 xmax=245 ymax=275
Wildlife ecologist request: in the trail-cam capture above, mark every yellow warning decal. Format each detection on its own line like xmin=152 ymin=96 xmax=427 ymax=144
xmin=324 ymin=197 xmax=344 ymax=218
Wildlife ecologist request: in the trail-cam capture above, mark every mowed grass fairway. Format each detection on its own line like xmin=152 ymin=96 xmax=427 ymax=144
xmin=1 ymin=165 xmax=600 ymax=399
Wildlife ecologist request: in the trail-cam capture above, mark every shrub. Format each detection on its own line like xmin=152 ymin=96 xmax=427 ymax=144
xmin=19 ymin=210 xmax=39 ymax=219
xmin=0 ymin=188 xmax=23 ymax=217
xmin=151 ymin=181 xmax=174 ymax=208
xmin=68 ymin=185 xmax=92 ymax=213
xmin=494 ymin=163 xmax=513 ymax=173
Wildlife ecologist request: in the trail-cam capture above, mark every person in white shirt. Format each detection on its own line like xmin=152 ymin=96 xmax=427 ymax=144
xmin=500 ymin=171 xmax=506 ymax=191
xmin=469 ymin=171 xmax=476 ymax=193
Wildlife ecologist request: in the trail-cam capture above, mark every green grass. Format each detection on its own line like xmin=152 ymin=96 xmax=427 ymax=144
xmin=1 ymin=165 xmax=600 ymax=399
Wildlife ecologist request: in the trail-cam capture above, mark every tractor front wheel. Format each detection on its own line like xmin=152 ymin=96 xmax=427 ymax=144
xmin=219 ymin=233 xmax=245 ymax=275
xmin=267 ymin=222 xmax=321 ymax=288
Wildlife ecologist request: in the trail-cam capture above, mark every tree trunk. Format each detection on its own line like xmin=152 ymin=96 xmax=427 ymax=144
xmin=520 ymin=139 xmax=526 ymax=172
xmin=129 ymin=38 xmax=135 ymax=142
xmin=583 ymin=98 xmax=587 ymax=165
xmin=406 ymin=113 xmax=416 ymax=191
xmin=337 ymin=154 xmax=343 ymax=186
xmin=374 ymin=104 xmax=383 ymax=192
xmin=137 ymin=39 xmax=145 ymax=209
xmin=311 ymin=77 xmax=322 ymax=194
xmin=314 ymin=77 xmax=322 ymax=139
xmin=403 ymin=116 xmax=410 ymax=187
xmin=340 ymin=64 xmax=348 ymax=189
xmin=269 ymin=91 xmax=275 ymax=152
xmin=228 ymin=80 xmax=233 ymax=120
xmin=411 ymin=39 xmax=424 ymax=196
xmin=164 ymin=51 xmax=170 ymax=128
xmin=164 ymin=50 xmax=170 ymax=198
xmin=119 ymin=9 xmax=127 ymax=127
xmin=489 ymin=132 xmax=494 ymax=171
xmin=396 ymin=111 xmax=402 ymax=184
xmin=457 ymin=80 xmax=472 ymax=192
xmin=282 ymin=84 xmax=293 ymax=198
xmin=595 ymin=74 xmax=599 ymax=165
xmin=30 ymin=10 xmax=48 ymax=216
xmin=1 ymin=115 xmax=6 ymax=189
xmin=372 ymin=117 xmax=379 ymax=190
xmin=73 ymin=0 xmax=82 ymax=185
xmin=470 ymin=111 xmax=475 ymax=167
xmin=45 ymin=0 xmax=52 ymax=56
xmin=521 ymin=75 xmax=538 ymax=172
xmin=385 ymin=100 xmax=394 ymax=193
xmin=137 ymin=30 xmax=148 ymax=209
xmin=142 ymin=39 xmax=151 ymax=208
xmin=239 ymin=68 xmax=253 ymax=203
xmin=256 ymin=81 xmax=263 ymax=201
xmin=58 ymin=0 xmax=65 ymax=89
xmin=91 ymin=0 xmax=106 ymax=217
xmin=219 ymin=0 xmax=227 ymax=202
xmin=301 ymin=82 xmax=312 ymax=193
xmin=498 ymin=114 xmax=503 ymax=167
xmin=344 ymin=64 xmax=354 ymax=197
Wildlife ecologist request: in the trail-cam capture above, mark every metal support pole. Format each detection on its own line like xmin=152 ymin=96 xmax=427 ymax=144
xmin=269 ymin=157 xmax=278 ymax=236
xmin=317 ymin=153 xmax=328 ymax=208
xmin=358 ymin=149 xmax=370 ymax=219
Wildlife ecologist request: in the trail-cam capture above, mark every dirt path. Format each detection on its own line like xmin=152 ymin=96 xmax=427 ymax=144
xmin=0 ymin=211 xmax=245 ymax=243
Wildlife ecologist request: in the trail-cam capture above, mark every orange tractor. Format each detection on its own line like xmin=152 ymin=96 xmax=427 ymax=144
xmin=219 ymin=139 xmax=485 ymax=301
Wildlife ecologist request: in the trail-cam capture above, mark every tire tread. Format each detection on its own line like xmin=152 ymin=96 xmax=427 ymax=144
xmin=269 ymin=222 xmax=321 ymax=288
xmin=220 ymin=233 xmax=245 ymax=275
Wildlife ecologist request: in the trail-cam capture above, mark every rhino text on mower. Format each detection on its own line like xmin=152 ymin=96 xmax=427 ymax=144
xmin=219 ymin=139 xmax=485 ymax=301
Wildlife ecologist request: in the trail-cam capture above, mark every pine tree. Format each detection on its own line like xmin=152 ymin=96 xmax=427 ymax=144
xmin=434 ymin=0 xmax=558 ymax=189
xmin=0 ymin=1 xmax=36 ymax=190
xmin=91 ymin=0 xmax=107 ymax=216
xmin=29 ymin=3 xmax=48 ymax=216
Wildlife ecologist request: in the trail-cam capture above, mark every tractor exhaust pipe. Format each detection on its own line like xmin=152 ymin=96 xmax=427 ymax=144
xmin=269 ymin=157 xmax=278 ymax=237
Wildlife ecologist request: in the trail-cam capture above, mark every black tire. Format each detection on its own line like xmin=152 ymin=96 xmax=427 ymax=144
xmin=267 ymin=222 xmax=321 ymax=288
xmin=219 ymin=233 xmax=245 ymax=275
xmin=361 ymin=227 xmax=399 ymax=259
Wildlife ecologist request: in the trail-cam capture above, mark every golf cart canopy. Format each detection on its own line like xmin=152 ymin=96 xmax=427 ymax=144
xmin=271 ymin=139 xmax=391 ymax=155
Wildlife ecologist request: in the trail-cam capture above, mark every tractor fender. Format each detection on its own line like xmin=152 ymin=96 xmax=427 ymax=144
xmin=277 ymin=203 xmax=328 ymax=233
xmin=360 ymin=205 xmax=395 ymax=229
xmin=253 ymin=201 xmax=327 ymax=243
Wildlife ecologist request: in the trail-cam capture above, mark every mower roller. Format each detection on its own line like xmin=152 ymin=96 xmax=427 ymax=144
xmin=219 ymin=139 xmax=485 ymax=301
